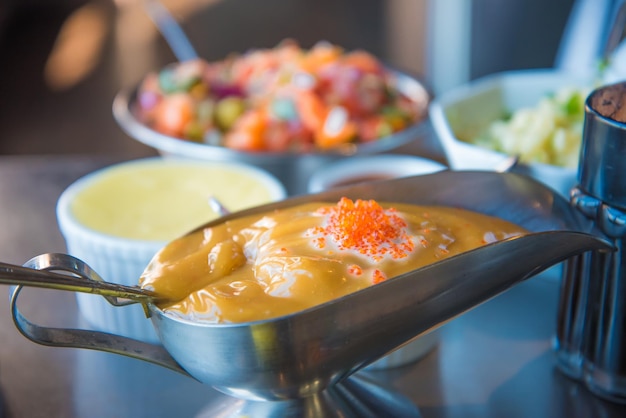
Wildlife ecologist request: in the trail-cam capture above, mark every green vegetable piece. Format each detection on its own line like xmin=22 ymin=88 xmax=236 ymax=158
xmin=215 ymin=97 xmax=246 ymax=131
xmin=178 ymin=78 xmax=202 ymax=93
xmin=158 ymin=69 xmax=178 ymax=94
xmin=271 ymin=97 xmax=297 ymax=120
xmin=158 ymin=68 xmax=201 ymax=94
xmin=563 ymin=92 xmax=583 ymax=117
xmin=185 ymin=123 xmax=204 ymax=142
xmin=597 ymin=58 xmax=610 ymax=75
xmin=376 ymin=120 xmax=393 ymax=137
xmin=197 ymin=99 xmax=215 ymax=124
xmin=380 ymin=105 xmax=408 ymax=119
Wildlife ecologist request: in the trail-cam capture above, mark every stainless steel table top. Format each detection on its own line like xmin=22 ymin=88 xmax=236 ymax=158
xmin=1 ymin=154 xmax=625 ymax=418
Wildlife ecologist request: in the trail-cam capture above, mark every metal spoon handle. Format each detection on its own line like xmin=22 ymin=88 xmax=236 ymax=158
xmin=144 ymin=0 xmax=198 ymax=62
xmin=208 ymin=195 xmax=231 ymax=216
xmin=0 ymin=254 xmax=159 ymax=305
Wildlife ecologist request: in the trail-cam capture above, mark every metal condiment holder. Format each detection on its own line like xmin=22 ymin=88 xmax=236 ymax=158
xmin=555 ymin=80 xmax=626 ymax=403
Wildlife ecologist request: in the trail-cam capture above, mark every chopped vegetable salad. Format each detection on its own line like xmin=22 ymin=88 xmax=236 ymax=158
xmin=135 ymin=40 xmax=427 ymax=152
xmin=471 ymin=87 xmax=590 ymax=168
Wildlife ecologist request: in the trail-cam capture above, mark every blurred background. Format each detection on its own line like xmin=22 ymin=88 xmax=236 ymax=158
xmin=0 ymin=0 xmax=586 ymax=156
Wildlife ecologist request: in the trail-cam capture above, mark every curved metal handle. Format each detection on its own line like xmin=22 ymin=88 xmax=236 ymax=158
xmin=8 ymin=254 xmax=191 ymax=378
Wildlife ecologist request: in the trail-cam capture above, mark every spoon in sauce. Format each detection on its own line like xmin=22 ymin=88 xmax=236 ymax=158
xmin=0 ymin=197 xmax=241 ymax=309
xmin=208 ymin=195 xmax=231 ymax=216
xmin=1 ymin=197 xmax=231 ymax=308
xmin=0 ymin=254 xmax=166 ymax=306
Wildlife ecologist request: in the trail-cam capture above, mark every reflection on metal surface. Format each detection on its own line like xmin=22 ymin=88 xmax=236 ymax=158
xmin=195 ymin=373 xmax=421 ymax=418
xmin=554 ymin=251 xmax=596 ymax=379
xmin=72 ymin=347 xmax=212 ymax=418
xmin=555 ymin=80 xmax=626 ymax=403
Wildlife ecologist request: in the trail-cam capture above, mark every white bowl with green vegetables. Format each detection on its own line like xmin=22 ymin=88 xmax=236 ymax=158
xmin=429 ymin=69 xmax=596 ymax=196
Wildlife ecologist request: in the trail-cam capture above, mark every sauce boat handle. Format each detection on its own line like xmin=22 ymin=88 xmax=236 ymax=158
xmin=8 ymin=255 xmax=192 ymax=378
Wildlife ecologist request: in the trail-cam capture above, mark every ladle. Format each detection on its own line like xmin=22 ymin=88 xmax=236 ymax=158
xmin=2 ymin=171 xmax=616 ymax=417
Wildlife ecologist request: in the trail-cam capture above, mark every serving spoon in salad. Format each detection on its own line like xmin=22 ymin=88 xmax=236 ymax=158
xmin=144 ymin=0 xmax=198 ymax=62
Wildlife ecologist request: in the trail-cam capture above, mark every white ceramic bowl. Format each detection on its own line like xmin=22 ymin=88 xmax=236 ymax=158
xmin=56 ymin=157 xmax=286 ymax=343
xmin=307 ymin=154 xmax=447 ymax=193
xmin=429 ymin=68 xmax=595 ymax=197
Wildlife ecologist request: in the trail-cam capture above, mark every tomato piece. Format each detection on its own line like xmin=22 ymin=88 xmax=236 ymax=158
xmin=342 ymin=50 xmax=383 ymax=74
xmin=223 ymin=110 xmax=267 ymax=151
xmin=358 ymin=115 xmax=392 ymax=142
xmin=315 ymin=107 xmax=357 ymax=149
xmin=154 ymin=94 xmax=195 ymax=138
xmin=295 ymin=90 xmax=328 ymax=132
xmin=315 ymin=121 xmax=357 ymax=149
xmin=299 ymin=42 xmax=343 ymax=73
xmin=264 ymin=121 xmax=292 ymax=152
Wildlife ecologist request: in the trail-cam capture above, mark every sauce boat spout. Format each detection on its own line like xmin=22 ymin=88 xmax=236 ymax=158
xmin=325 ymin=230 xmax=613 ymax=373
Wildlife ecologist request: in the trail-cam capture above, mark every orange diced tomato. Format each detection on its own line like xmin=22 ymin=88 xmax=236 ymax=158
xmin=295 ymin=91 xmax=328 ymax=132
xmin=358 ymin=115 xmax=389 ymax=142
xmin=154 ymin=93 xmax=195 ymax=137
xmin=342 ymin=50 xmax=383 ymax=74
xmin=223 ymin=109 xmax=267 ymax=151
xmin=264 ymin=121 xmax=292 ymax=152
xmin=299 ymin=42 xmax=343 ymax=73
xmin=315 ymin=119 xmax=357 ymax=149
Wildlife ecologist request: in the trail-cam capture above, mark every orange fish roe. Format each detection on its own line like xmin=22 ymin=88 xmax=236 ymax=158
xmin=372 ymin=269 xmax=387 ymax=284
xmin=347 ymin=264 xmax=363 ymax=276
xmin=311 ymin=197 xmax=415 ymax=262
xmin=313 ymin=236 xmax=326 ymax=249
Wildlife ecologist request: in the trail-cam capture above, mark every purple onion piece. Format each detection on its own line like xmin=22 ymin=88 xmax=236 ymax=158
xmin=138 ymin=91 xmax=159 ymax=110
xmin=211 ymin=83 xmax=245 ymax=99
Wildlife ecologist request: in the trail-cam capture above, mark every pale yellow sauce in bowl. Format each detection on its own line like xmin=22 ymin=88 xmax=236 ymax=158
xmin=68 ymin=158 xmax=287 ymax=241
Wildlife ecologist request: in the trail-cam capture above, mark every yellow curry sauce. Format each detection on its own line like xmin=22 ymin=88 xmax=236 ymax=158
xmin=140 ymin=198 xmax=526 ymax=323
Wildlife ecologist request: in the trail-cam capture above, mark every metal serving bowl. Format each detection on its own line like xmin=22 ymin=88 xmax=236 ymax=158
xmin=112 ymin=69 xmax=431 ymax=196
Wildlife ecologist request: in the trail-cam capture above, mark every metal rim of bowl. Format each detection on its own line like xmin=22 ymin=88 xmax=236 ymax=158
xmin=307 ymin=154 xmax=447 ymax=193
xmin=112 ymin=69 xmax=432 ymax=163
